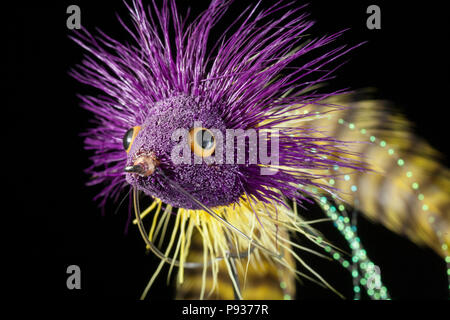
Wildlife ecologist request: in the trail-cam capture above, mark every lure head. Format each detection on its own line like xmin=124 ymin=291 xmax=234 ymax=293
xmin=124 ymin=95 xmax=242 ymax=209
xmin=74 ymin=0 xmax=367 ymax=215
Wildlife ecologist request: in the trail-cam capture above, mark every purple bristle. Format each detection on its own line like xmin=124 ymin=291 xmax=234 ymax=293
xmin=71 ymin=0 xmax=366 ymax=209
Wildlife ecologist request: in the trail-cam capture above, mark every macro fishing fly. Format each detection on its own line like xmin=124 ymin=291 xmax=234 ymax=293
xmin=70 ymin=0 xmax=450 ymax=300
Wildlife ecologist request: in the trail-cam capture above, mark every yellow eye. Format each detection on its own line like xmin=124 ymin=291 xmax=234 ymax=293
xmin=189 ymin=127 xmax=216 ymax=157
xmin=123 ymin=126 xmax=141 ymax=153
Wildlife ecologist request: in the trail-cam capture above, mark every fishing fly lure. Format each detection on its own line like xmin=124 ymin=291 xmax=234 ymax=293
xmin=71 ymin=0 xmax=450 ymax=300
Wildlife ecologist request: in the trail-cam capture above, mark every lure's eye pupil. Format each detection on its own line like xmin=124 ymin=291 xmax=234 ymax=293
xmin=196 ymin=129 xmax=215 ymax=150
xmin=123 ymin=128 xmax=134 ymax=150
xmin=190 ymin=127 xmax=216 ymax=157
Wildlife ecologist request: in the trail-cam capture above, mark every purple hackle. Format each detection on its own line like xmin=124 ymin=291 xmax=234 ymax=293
xmin=71 ymin=0 xmax=366 ymax=209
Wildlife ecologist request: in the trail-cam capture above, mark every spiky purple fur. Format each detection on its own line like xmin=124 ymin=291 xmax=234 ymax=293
xmin=71 ymin=0 xmax=365 ymax=209
xmin=125 ymin=94 xmax=243 ymax=208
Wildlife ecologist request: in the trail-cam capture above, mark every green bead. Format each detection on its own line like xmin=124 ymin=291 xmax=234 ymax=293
xmin=351 ymin=241 xmax=360 ymax=250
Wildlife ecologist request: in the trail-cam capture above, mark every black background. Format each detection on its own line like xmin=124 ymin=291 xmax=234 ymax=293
xmin=5 ymin=0 xmax=450 ymax=303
